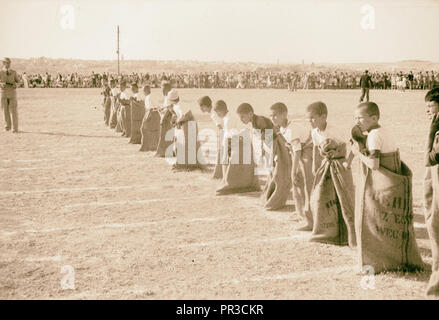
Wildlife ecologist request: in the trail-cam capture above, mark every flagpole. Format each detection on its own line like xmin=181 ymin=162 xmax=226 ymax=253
xmin=117 ymin=25 xmax=120 ymax=76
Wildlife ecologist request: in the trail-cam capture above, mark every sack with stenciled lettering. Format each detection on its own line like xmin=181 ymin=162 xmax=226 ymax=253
xmin=356 ymin=152 xmax=425 ymax=273
xmin=261 ymin=134 xmax=292 ymax=210
xmin=139 ymin=109 xmax=160 ymax=152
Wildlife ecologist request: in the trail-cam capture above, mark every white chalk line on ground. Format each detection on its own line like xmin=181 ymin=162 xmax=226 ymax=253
xmin=63 ymin=194 xmax=214 ymax=208
xmin=176 ymin=234 xmax=311 ymax=248
xmin=0 ymin=184 xmax=168 ymax=196
xmin=220 ymin=265 xmax=357 ymax=285
xmin=1 ymin=214 xmax=232 ymax=237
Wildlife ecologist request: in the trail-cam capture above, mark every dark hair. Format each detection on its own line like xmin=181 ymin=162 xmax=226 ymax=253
xmin=270 ymin=102 xmax=288 ymax=114
xmin=425 ymin=88 xmax=439 ymax=105
xmin=357 ymin=101 xmax=380 ymax=119
xmin=306 ymin=101 xmax=327 ymax=116
xmin=237 ymin=103 xmax=254 ymax=114
xmin=214 ymin=100 xmax=227 ymax=113
xmin=198 ymin=96 xmax=212 ymax=108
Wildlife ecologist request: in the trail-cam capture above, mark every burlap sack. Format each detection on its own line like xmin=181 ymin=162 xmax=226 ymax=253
xmin=212 ymin=129 xmax=224 ymax=179
xmin=216 ymin=133 xmax=260 ymax=195
xmin=357 ymin=152 xmax=424 ymax=273
xmin=261 ymin=134 xmax=292 ymax=210
xmin=121 ymin=104 xmax=131 ymax=138
xmin=295 ymin=139 xmax=315 ymax=227
xmin=129 ymin=99 xmax=146 ymax=144
xmin=115 ymin=104 xmax=123 ymax=133
xmin=155 ymin=109 xmax=174 ymax=157
xmin=423 ymin=166 xmax=439 ymax=296
xmin=110 ymin=97 xmax=118 ymax=129
xmin=103 ymin=96 xmax=111 ymax=126
xmin=310 ymin=140 xmax=356 ymax=247
xmin=173 ymin=111 xmax=203 ymax=170
xmin=139 ymin=109 xmax=160 ymax=152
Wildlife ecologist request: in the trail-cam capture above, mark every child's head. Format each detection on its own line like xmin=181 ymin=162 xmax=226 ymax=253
xmin=162 ymin=82 xmax=171 ymax=96
xmin=269 ymin=102 xmax=288 ymax=127
xmin=120 ymin=81 xmax=127 ymax=91
xmin=110 ymin=79 xmax=116 ymax=88
xmin=214 ymin=100 xmax=228 ymax=118
xmin=425 ymin=88 xmax=439 ymax=120
xmin=198 ymin=96 xmax=212 ymax=113
xmin=143 ymin=85 xmax=151 ymax=96
xmin=131 ymin=82 xmax=139 ymax=94
xmin=236 ymin=103 xmax=254 ymax=124
xmin=306 ymin=101 xmax=327 ymax=129
xmin=355 ymin=102 xmax=380 ymax=132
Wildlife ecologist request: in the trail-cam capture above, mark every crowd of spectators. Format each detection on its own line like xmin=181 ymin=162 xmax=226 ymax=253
xmin=21 ymin=70 xmax=438 ymax=90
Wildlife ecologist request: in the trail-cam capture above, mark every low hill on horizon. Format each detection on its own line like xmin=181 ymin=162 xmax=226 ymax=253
xmin=9 ymin=57 xmax=439 ymax=75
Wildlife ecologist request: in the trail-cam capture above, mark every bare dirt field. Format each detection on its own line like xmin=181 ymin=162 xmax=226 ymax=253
xmin=0 ymin=88 xmax=435 ymax=299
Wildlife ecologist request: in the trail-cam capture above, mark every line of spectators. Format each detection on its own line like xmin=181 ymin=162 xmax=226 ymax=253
xmin=20 ymin=70 xmax=438 ymax=90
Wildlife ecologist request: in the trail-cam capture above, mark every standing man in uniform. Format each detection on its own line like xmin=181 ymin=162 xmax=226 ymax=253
xmin=359 ymin=70 xmax=373 ymax=103
xmin=0 ymin=58 xmax=21 ymax=133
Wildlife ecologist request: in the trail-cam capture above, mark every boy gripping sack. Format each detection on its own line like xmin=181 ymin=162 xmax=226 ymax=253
xmin=139 ymin=86 xmax=160 ymax=152
xmin=198 ymin=96 xmax=224 ymax=179
xmin=308 ymin=101 xmax=356 ymax=247
xmin=272 ymin=103 xmax=314 ymax=228
xmin=216 ymin=103 xmax=259 ymax=195
xmin=423 ymin=88 xmax=439 ymax=296
xmin=352 ymin=102 xmax=424 ymax=273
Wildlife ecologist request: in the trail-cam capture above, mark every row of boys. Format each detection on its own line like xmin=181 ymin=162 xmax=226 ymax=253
xmin=100 ymin=80 xmax=439 ymax=297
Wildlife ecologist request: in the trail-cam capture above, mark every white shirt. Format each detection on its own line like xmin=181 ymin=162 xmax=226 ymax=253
xmin=311 ymin=123 xmax=345 ymax=147
xmin=134 ymin=91 xmax=145 ymax=102
xmin=144 ymin=94 xmax=151 ymax=110
xmin=223 ymin=112 xmax=251 ymax=139
xmin=366 ymin=127 xmax=397 ymax=154
xmin=111 ymin=87 xmax=120 ymax=96
xmin=281 ymin=120 xmax=312 ymax=152
xmin=210 ymin=111 xmax=222 ymax=127
xmin=120 ymin=88 xmax=133 ymax=100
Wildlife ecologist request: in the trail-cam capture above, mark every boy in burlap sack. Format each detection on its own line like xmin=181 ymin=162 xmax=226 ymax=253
xmin=216 ymin=103 xmax=259 ymax=195
xmin=198 ymin=96 xmax=224 ymax=179
xmin=236 ymin=103 xmax=288 ymax=209
xmin=139 ymin=85 xmax=160 ymax=152
xmin=423 ymin=88 xmax=439 ymax=296
xmin=167 ymin=89 xmax=203 ymax=171
xmin=109 ymin=79 xmax=120 ymax=130
xmin=352 ymin=102 xmax=424 ymax=273
xmin=119 ymin=82 xmax=133 ymax=138
xmin=129 ymin=83 xmax=146 ymax=144
xmin=101 ymin=82 xmax=111 ymax=126
xmin=308 ymin=101 xmax=356 ymax=247
xmin=155 ymin=81 xmax=174 ymax=157
xmin=271 ymin=102 xmax=315 ymax=229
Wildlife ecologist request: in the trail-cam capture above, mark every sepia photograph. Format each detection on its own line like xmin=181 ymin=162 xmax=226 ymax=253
xmin=1 ymin=0 xmax=439 ymax=305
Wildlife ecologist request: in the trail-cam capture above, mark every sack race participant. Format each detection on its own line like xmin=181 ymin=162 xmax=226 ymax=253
xmin=198 ymin=96 xmax=224 ymax=179
xmin=239 ymin=102 xmax=292 ymax=211
xmin=129 ymin=83 xmax=146 ymax=144
xmin=308 ymin=101 xmax=356 ymax=247
xmin=115 ymin=81 xmax=127 ymax=133
xmin=168 ymin=89 xmax=203 ymax=171
xmin=155 ymin=82 xmax=174 ymax=157
xmin=139 ymin=85 xmax=160 ymax=152
xmin=101 ymin=82 xmax=111 ymax=126
xmin=119 ymin=82 xmax=133 ymax=138
xmin=271 ymin=102 xmax=314 ymax=225
xmin=216 ymin=103 xmax=259 ymax=195
xmin=109 ymin=80 xmax=120 ymax=129
xmin=352 ymin=102 xmax=424 ymax=273
xmin=423 ymin=88 xmax=439 ymax=296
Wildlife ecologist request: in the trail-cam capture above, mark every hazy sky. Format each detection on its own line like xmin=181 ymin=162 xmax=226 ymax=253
xmin=1 ymin=0 xmax=438 ymax=63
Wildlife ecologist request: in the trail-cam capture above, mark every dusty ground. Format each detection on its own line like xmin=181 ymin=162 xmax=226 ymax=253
xmin=0 ymin=88 xmax=435 ymax=299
